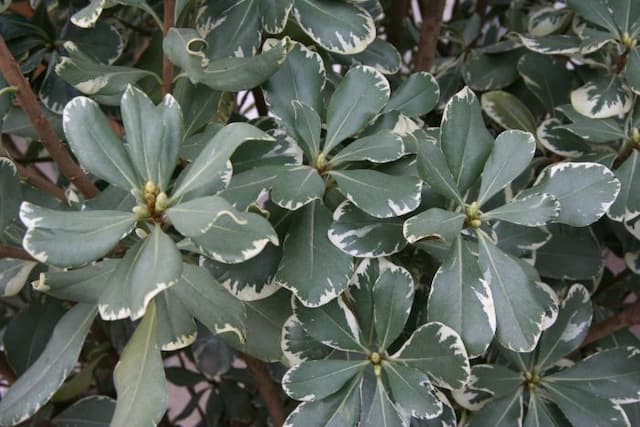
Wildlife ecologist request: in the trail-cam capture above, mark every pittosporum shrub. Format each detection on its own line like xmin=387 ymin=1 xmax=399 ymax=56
xmin=0 ymin=0 xmax=640 ymax=426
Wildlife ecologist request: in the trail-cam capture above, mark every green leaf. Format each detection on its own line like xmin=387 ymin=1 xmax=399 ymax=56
xmin=556 ymin=108 xmax=625 ymax=143
xmin=283 ymin=359 xmax=368 ymax=401
xmin=477 ymin=231 xmax=553 ymax=352
xmin=625 ymin=48 xmax=640 ymax=95
xmin=330 ymin=170 xmax=421 ymax=218
xmin=482 ymin=193 xmax=560 ymax=227
xmin=481 ymin=91 xmax=537 ymax=133
xmin=403 ymin=208 xmax=465 ymax=244
xmin=383 ymin=363 xmax=442 ymax=420
xmin=543 ymin=383 xmax=629 ymax=427
xmin=340 ymin=38 xmax=401 ymax=75
xmin=428 ymin=237 xmax=496 ymax=357
xmin=535 ymin=284 xmax=592 ymax=369
xmin=289 ymin=101 xmax=322 ymax=161
xmin=4 ymin=299 xmax=66 ymax=376
xmin=197 ymin=0 xmax=261 ymax=59
xmin=462 ymin=50 xmax=522 ymax=91
xmin=99 ymin=225 xmax=182 ymax=321
xmin=274 ymin=201 xmax=353 ymax=307
xmin=384 ymin=72 xmax=439 ymax=117
xmin=53 ymin=396 xmax=115 ymax=427
xmin=416 ymin=139 xmax=464 ymax=205
xmin=467 ymin=392 xmax=524 ymax=427
xmin=172 ymin=122 xmax=273 ymax=199
xmin=371 ymin=258 xmax=414 ymax=351
xmin=365 ymin=378 xmax=405 ymax=427
xmin=155 ymin=288 xmax=197 ymax=351
xmin=0 ymin=158 xmax=21 ymax=234
xmin=478 ymin=130 xmax=536 ymax=205
xmin=328 ymin=201 xmax=406 ymax=257
xmin=570 ymin=76 xmax=632 ymax=119
xmin=63 ymin=96 xmax=140 ymax=190
xmin=271 ymin=165 xmax=325 ymax=210
xmin=528 ymin=7 xmax=572 ymax=37
xmin=463 ymin=364 xmax=524 ymax=400
xmin=260 ymin=0 xmax=293 ymax=33
xmin=163 ymin=29 xmax=289 ymax=92
xmin=292 ymin=0 xmax=375 ymax=54
xmin=440 ymin=87 xmax=494 ymax=194
xmin=609 ymin=150 xmax=640 ymax=222
xmin=546 ymin=347 xmax=640 ymax=402
xmin=167 ymin=196 xmax=278 ymax=263
xmin=566 ymin=0 xmax=620 ymax=35
xmin=20 ymin=203 xmax=136 ymax=267
xmin=219 ymin=165 xmax=281 ymax=210
xmin=527 ymin=162 xmax=620 ymax=227
xmin=324 ymin=66 xmax=390 ymax=154
xmin=283 ymin=375 xmax=361 ymax=427
xmin=537 ymin=118 xmax=590 ymax=158
xmin=0 ymin=303 xmax=97 ymax=426
xmin=282 ymin=314 xmax=331 ymax=364
xmin=56 ymin=42 xmax=158 ymax=106
xmin=35 ymin=260 xmax=117 ymax=303
xmin=523 ymin=392 xmax=567 ymax=427
xmin=534 ymin=224 xmax=604 ymax=280
xmin=111 ymin=302 xmax=168 ymax=427
xmin=391 ymin=322 xmax=470 ymax=390
xmin=202 ymin=243 xmax=281 ymax=301
xmin=330 ymin=130 xmax=405 ymax=166
xmin=0 ymin=258 xmax=37 ymax=296
xmin=262 ymin=41 xmax=325 ymax=132
xmin=223 ymin=290 xmax=290 ymax=362
xmin=295 ymin=295 xmax=367 ymax=353
xmin=518 ymin=34 xmax=582 ymax=54
xmin=121 ymin=85 xmax=182 ymax=189
xmin=64 ymin=22 xmax=124 ymax=64
xmin=171 ymin=263 xmax=246 ymax=342
xmin=517 ymin=54 xmax=572 ymax=112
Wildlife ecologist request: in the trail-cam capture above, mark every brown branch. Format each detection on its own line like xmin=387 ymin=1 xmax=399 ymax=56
xmin=240 ymin=354 xmax=286 ymax=426
xmin=0 ymin=351 xmax=16 ymax=385
xmin=414 ymin=0 xmax=447 ymax=72
xmin=475 ymin=0 xmax=488 ymax=17
xmin=0 ymin=37 xmax=98 ymax=199
xmin=162 ymin=0 xmax=175 ymax=95
xmin=388 ymin=0 xmax=410 ymax=49
xmin=3 ymin=136 xmax=68 ymax=202
xmin=581 ymin=298 xmax=640 ymax=347
xmin=0 ymin=244 xmax=35 ymax=261
xmin=252 ymin=88 xmax=269 ymax=116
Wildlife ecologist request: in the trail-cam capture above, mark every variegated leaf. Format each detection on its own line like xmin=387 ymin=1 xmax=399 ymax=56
xmin=328 ymin=201 xmax=406 ymax=257
xmin=330 ymin=170 xmax=421 ymax=219
xmin=292 ymin=0 xmax=375 ymax=55
xmin=428 ymin=237 xmax=496 ymax=357
xmin=274 ymin=201 xmax=353 ymax=307
xmin=98 ymin=226 xmax=182 ymax=321
xmin=20 ymin=203 xmax=136 ymax=268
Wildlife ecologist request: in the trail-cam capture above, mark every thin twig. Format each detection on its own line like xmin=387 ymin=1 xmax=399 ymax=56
xmin=240 ymin=353 xmax=286 ymax=426
xmin=252 ymin=88 xmax=269 ymax=116
xmin=0 ymin=37 xmax=98 ymax=199
xmin=0 ymin=244 xmax=35 ymax=261
xmin=2 ymin=136 xmax=68 ymax=202
xmin=414 ymin=0 xmax=447 ymax=72
xmin=162 ymin=0 xmax=175 ymax=95
xmin=581 ymin=298 xmax=640 ymax=347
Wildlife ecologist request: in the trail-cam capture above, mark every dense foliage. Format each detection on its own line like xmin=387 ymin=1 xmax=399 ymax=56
xmin=1 ymin=0 xmax=640 ymax=426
